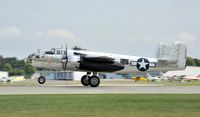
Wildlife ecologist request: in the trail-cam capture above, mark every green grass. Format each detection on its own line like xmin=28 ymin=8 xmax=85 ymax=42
xmin=0 ymin=94 xmax=200 ymax=117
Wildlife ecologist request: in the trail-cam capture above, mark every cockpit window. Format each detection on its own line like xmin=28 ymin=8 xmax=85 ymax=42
xmin=56 ymin=50 xmax=61 ymax=54
xmin=51 ymin=48 xmax=55 ymax=53
xmin=62 ymin=51 xmax=66 ymax=55
xmin=46 ymin=48 xmax=65 ymax=55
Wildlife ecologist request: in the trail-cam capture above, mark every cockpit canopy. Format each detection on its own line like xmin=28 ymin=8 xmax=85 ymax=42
xmin=45 ymin=48 xmax=66 ymax=55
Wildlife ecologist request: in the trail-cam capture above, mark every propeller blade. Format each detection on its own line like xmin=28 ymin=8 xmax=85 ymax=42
xmin=62 ymin=44 xmax=68 ymax=70
xmin=65 ymin=44 xmax=68 ymax=60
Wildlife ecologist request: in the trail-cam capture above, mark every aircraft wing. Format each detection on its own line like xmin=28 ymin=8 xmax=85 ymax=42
xmin=74 ymin=52 xmax=115 ymax=62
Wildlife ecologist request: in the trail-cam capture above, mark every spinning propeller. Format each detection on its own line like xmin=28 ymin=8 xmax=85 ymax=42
xmin=62 ymin=44 xmax=68 ymax=70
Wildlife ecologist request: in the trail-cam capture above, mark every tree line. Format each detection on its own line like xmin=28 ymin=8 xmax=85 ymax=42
xmin=186 ymin=57 xmax=200 ymax=66
xmin=0 ymin=56 xmax=36 ymax=78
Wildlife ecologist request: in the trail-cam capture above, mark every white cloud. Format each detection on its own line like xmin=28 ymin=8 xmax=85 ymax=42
xmin=0 ymin=27 xmax=22 ymax=36
xmin=178 ymin=32 xmax=196 ymax=45
xmin=47 ymin=29 xmax=75 ymax=39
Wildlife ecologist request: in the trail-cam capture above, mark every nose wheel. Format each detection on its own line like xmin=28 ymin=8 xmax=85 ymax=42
xmin=38 ymin=76 xmax=46 ymax=84
xmin=81 ymin=73 xmax=100 ymax=87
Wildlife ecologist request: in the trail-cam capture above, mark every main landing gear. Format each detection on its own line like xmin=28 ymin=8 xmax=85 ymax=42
xmin=81 ymin=72 xmax=100 ymax=87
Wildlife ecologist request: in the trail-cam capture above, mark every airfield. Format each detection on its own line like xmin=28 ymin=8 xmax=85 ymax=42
xmin=1 ymin=79 xmax=200 ymax=94
xmin=1 ymin=79 xmax=200 ymax=117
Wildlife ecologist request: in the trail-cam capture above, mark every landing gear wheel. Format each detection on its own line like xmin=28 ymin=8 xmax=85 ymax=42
xmin=38 ymin=76 xmax=46 ymax=84
xmin=81 ymin=75 xmax=90 ymax=86
xmin=89 ymin=76 xmax=100 ymax=87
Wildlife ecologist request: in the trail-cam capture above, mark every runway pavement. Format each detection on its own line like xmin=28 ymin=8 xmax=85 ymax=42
xmin=0 ymin=85 xmax=200 ymax=94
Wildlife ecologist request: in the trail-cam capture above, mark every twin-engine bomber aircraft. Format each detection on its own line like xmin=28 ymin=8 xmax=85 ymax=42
xmin=26 ymin=42 xmax=187 ymax=87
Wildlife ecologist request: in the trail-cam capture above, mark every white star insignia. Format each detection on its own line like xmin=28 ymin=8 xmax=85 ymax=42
xmin=138 ymin=59 xmax=148 ymax=69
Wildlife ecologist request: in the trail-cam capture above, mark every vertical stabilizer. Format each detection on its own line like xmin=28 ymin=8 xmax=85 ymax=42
xmin=156 ymin=42 xmax=187 ymax=70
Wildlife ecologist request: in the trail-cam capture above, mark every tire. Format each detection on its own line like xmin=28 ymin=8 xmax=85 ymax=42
xmin=81 ymin=75 xmax=90 ymax=86
xmin=89 ymin=76 xmax=100 ymax=87
xmin=38 ymin=76 xmax=46 ymax=84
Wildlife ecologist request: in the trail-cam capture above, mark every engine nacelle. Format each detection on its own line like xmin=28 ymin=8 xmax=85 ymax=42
xmin=66 ymin=55 xmax=80 ymax=71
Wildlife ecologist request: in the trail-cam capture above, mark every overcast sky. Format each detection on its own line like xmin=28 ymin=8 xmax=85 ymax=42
xmin=0 ymin=0 xmax=199 ymax=59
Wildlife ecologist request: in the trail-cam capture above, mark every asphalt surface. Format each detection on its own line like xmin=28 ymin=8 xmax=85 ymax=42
xmin=0 ymin=85 xmax=200 ymax=94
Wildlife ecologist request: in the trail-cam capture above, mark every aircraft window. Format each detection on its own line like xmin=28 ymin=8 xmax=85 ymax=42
xmin=61 ymin=51 xmax=65 ymax=55
xmin=51 ymin=48 xmax=55 ymax=53
xmin=60 ymin=51 xmax=64 ymax=55
xmin=41 ymin=54 xmax=45 ymax=58
xmin=45 ymin=51 xmax=54 ymax=54
xmin=120 ymin=59 xmax=129 ymax=65
xmin=56 ymin=50 xmax=61 ymax=54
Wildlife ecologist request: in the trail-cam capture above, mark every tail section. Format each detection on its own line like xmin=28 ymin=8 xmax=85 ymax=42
xmin=156 ymin=42 xmax=187 ymax=70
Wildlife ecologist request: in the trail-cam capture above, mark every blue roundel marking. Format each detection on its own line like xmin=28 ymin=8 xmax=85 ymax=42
xmin=136 ymin=58 xmax=150 ymax=71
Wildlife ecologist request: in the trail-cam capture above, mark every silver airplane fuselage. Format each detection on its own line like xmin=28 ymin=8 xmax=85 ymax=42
xmin=30 ymin=49 xmax=184 ymax=74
